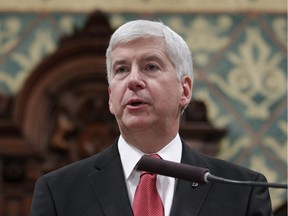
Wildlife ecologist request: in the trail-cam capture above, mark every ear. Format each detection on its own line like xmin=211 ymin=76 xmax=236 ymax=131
xmin=180 ymin=76 xmax=193 ymax=107
xmin=108 ymin=87 xmax=114 ymax=114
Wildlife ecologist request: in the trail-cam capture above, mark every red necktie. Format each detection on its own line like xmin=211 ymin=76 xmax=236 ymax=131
xmin=133 ymin=154 xmax=164 ymax=216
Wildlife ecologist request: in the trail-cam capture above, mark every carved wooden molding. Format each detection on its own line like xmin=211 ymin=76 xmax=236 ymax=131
xmin=13 ymin=11 xmax=114 ymax=156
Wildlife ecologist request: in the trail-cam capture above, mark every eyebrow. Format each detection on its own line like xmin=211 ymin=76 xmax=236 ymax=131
xmin=112 ymin=59 xmax=127 ymax=70
xmin=145 ymin=54 xmax=175 ymax=68
xmin=142 ymin=55 xmax=169 ymax=69
xmin=111 ymin=54 xmax=168 ymax=71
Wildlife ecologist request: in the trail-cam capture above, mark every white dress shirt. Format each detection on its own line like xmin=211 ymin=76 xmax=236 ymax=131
xmin=118 ymin=134 xmax=182 ymax=216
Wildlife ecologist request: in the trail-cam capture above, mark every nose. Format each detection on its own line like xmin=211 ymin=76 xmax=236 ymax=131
xmin=127 ymin=67 xmax=146 ymax=91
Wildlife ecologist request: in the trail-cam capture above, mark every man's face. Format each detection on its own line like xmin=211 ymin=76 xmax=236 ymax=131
xmin=108 ymin=37 xmax=192 ymax=134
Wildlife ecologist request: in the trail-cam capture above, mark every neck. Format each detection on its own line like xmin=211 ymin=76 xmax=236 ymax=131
xmin=120 ymin=125 xmax=179 ymax=154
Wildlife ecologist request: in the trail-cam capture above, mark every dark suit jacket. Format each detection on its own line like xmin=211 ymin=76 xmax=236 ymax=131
xmin=30 ymin=139 xmax=273 ymax=216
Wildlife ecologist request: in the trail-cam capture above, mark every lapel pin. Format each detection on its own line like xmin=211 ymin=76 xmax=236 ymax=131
xmin=191 ymin=182 xmax=198 ymax=188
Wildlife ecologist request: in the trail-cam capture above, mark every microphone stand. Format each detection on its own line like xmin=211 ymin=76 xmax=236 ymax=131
xmin=204 ymin=173 xmax=288 ymax=189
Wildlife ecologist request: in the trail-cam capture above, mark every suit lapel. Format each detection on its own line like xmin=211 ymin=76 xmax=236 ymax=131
xmin=88 ymin=142 xmax=133 ymax=216
xmin=86 ymin=139 xmax=212 ymax=216
xmin=170 ymin=142 xmax=212 ymax=216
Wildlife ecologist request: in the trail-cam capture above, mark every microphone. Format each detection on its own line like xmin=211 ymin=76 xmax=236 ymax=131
xmin=136 ymin=155 xmax=288 ymax=189
xmin=136 ymin=155 xmax=209 ymax=185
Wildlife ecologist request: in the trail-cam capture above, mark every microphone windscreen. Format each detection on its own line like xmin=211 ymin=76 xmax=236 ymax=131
xmin=136 ymin=155 xmax=209 ymax=184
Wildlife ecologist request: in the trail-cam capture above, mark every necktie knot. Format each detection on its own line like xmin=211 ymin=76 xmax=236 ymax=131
xmin=140 ymin=154 xmax=161 ymax=177
xmin=140 ymin=171 xmax=156 ymax=178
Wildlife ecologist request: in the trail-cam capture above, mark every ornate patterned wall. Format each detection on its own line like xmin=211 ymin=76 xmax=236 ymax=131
xmin=0 ymin=8 xmax=287 ymax=210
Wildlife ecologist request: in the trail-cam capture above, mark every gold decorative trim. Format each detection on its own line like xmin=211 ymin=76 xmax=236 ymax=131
xmin=0 ymin=0 xmax=286 ymax=13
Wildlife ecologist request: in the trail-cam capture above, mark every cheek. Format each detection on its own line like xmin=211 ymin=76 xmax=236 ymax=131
xmin=154 ymin=82 xmax=182 ymax=106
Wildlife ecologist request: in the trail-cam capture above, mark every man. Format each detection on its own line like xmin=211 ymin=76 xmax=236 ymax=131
xmin=30 ymin=20 xmax=273 ymax=216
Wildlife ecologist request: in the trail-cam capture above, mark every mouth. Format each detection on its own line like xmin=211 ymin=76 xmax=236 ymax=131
xmin=130 ymin=101 xmax=144 ymax=106
xmin=127 ymin=99 xmax=146 ymax=107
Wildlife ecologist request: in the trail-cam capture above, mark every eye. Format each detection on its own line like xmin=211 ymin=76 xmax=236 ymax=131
xmin=145 ymin=63 xmax=159 ymax=71
xmin=115 ymin=66 xmax=129 ymax=74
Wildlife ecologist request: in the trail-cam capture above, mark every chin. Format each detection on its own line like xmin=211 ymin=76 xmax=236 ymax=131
xmin=124 ymin=120 xmax=154 ymax=131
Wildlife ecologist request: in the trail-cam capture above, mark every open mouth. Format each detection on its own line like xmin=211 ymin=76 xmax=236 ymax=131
xmin=127 ymin=99 xmax=146 ymax=107
xmin=130 ymin=102 xmax=143 ymax=106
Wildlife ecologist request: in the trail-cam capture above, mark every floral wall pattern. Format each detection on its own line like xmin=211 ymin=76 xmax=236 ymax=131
xmin=0 ymin=12 xmax=286 ymax=209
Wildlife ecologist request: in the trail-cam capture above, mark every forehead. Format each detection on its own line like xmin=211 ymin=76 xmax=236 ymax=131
xmin=111 ymin=37 xmax=167 ymax=58
xmin=112 ymin=35 xmax=165 ymax=49
xmin=112 ymin=37 xmax=167 ymax=53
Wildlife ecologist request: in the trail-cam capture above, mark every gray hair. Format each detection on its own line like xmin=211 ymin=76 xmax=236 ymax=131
xmin=106 ymin=20 xmax=193 ymax=83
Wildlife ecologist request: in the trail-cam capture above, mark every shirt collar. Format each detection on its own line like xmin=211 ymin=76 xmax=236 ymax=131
xmin=118 ymin=134 xmax=182 ymax=180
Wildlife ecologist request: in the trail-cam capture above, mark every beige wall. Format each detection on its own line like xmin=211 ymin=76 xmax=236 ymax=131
xmin=0 ymin=0 xmax=286 ymax=12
